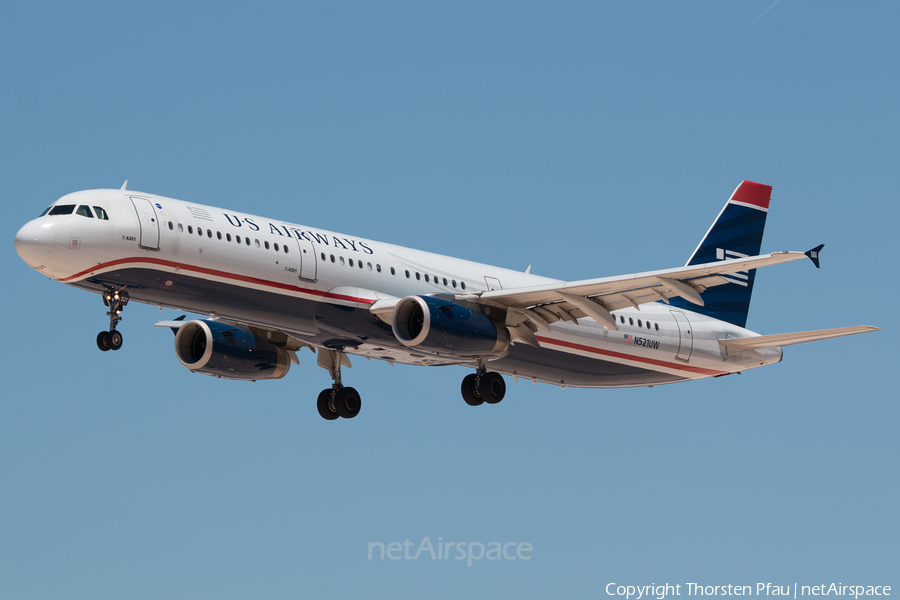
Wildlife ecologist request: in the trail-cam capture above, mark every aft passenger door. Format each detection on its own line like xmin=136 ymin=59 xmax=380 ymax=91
xmin=670 ymin=310 xmax=693 ymax=362
xmin=130 ymin=197 xmax=160 ymax=250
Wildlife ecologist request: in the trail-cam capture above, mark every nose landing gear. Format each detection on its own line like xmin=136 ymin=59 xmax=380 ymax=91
xmin=96 ymin=288 xmax=129 ymax=352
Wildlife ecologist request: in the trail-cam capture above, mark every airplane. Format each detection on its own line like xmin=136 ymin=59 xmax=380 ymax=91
xmin=14 ymin=180 xmax=879 ymax=420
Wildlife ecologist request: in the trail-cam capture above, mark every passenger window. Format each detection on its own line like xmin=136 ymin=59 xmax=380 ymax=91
xmin=188 ymin=225 xmax=193 ymax=234
xmin=246 ymin=238 xmax=250 ymax=246
xmin=236 ymin=235 xmax=241 ymax=244
xmin=629 ymin=318 xmax=634 ymax=326
xmin=76 ymin=205 xmax=94 ymax=218
xmin=390 ymin=267 xmax=395 ymax=275
xmin=217 ymin=232 xmax=222 ymax=240
xmin=358 ymin=261 xmax=363 ymax=269
xmin=416 ymin=272 xmax=421 ymax=281
xmin=647 ymin=321 xmax=651 ymax=329
xmin=284 ymin=245 xmax=289 ymax=254
xmin=424 ymin=274 xmax=430 ymax=282
xmin=330 ymin=254 xmax=335 ymax=263
xmin=93 ymin=206 xmax=109 ymax=220
xmin=207 ymin=229 xmax=212 ymax=238
xmin=638 ymin=320 xmax=642 ymax=327
xmin=340 ymin=257 xmax=345 ymax=265
xmin=461 ymin=282 xmax=466 ymax=290
xmin=168 ymin=221 xmax=174 ymax=230
xmin=226 ymin=233 xmax=232 ymax=242
xmin=620 ymin=316 xmax=625 ymax=324
xmin=48 ymin=204 xmax=75 ymax=215
xmin=655 ymin=323 xmax=659 ymax=331
xmin=405 ymin=270 xmax=410 ymax=278
xmin=443 ymin=278 xmax=448 ymax=286
xmin=274 ymin=243 xmax=279 ymax=252
xmin=376 ymin=264 xmax=381 ymax=273
xmin=178 ymin=223 xmax=183 ymax=232
xmin=452 ymin=280 xmax=457 ymax=288
xmin=368 ymin=262 xmax=373 ymax=271
xmin=349 ymin=258 xmax=354 ymax=267
xmin=321 ymin=253 xmax=326 ymax=260
xmin=255 ymin=239 xmax=260 ymax=247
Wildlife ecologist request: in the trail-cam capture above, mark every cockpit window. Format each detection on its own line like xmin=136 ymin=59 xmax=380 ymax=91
xmin=93 ymin=206 xmax=109 ymax=220
xmin=39 ymin=206 xmax=52 ymax=217
xmin=76 ymin=205 xmax=94 ymax=218
xmin=48 ymin=204 xmax=75 ymax=216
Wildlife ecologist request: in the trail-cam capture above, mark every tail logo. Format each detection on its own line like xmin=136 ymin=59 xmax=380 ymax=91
xmin=716 ymin=248 xmax=750 ymax=287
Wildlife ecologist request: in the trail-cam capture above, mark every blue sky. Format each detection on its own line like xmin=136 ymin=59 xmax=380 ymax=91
xmin=1 ymin=2 xmax=897 ymax=598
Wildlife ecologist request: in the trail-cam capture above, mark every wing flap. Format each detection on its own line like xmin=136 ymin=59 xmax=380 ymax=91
xmin=718 ymin=326 xmax=881 ymax=351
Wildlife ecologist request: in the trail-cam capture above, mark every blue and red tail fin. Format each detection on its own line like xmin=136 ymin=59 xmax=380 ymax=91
xmin=667 ymin=180 xmax=772 ymax=328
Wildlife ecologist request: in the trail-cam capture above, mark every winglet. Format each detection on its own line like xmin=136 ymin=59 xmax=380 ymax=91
xmin=805 ymin=244 xmax=824 ymax=269
xmin=120 ymin=180 xmax=128 ymax=191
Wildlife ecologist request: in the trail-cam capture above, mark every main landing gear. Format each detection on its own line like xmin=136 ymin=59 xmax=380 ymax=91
xmin=461 ymin=367 xmax=506 ymax=406
xmin=315 ymin=349 xmax=361 ymax=420
xmin=96 ymin=288 xmax=129 ymax=352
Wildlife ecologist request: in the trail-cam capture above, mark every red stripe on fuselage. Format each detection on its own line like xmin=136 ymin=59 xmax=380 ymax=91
xmin=535 ymin=335 xmax=728 ymax=377
xmin=57 ymin=256 xmax=375 ymax=304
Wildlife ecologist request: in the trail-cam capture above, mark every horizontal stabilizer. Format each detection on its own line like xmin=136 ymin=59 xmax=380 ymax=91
xmin=719 ymin=326 xmax=881 ymax=351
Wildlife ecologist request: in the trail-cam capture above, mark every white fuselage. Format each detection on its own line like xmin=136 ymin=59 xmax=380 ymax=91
xmin=14 ymin=188 xmax=783 ymax=388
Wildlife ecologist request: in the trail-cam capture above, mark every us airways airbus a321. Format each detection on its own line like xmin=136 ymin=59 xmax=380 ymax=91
xmin=14 ymin=180 xmax=878 ymax=420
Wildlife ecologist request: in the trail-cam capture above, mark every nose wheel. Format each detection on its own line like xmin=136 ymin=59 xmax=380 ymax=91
xmin=96 ymin=288 xmax=128 ymax=352
xmin=96 ymin=330 xmax=123 ymax=352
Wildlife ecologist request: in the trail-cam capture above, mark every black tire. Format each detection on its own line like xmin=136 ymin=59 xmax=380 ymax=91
xmin=334 ymin=386 xmax=362 ymax=419
xmin=479 ymin=372 xmax=506 ymax=404
xmin=461 ymin=373 xmax=483 ymax=406
xmin=96 ymin=331 xmax=110 ymax=352
xmin=108 ymin=330 xmax=123 ymax=351
xmin=317 ymin=389 xmax=339 ymax=420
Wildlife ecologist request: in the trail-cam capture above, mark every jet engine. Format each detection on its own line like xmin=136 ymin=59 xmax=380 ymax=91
xmin=391 ymin=296 xmax=509 ymax=358
xmin=173 ymin=320 xmax=293 ymax=381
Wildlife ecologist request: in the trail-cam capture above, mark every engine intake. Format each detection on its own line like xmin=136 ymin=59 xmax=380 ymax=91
xmin=174 ymin=320 xmax=292 ymax=381
xmin=391 ymin=296 xmax=509 ymax=358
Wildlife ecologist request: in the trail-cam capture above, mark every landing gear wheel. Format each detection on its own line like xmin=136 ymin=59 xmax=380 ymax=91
xmin=96 ymin=331 xmax=111 ymax=352
xmin=461 ymin=373 xmax=484 ymax=406
xmin=99 ymin=288 xmax=129 ymax=353
xmin=479 ymin=372 xmax=506 ymax=404
xmin=333 ymin=387 xmax=362 ymax=419
xmin=317 ymin=389 xmax=339 ymax=421
xmin=108 ymin=330 xmax=123 ymax=351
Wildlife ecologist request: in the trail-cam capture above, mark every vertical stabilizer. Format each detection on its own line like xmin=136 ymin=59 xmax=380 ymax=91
xmin=668 ymin=181 xmax=772 ymax=328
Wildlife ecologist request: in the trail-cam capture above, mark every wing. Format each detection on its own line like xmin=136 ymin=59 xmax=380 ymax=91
xmin=468 ymin=249 xmax=821 ymax=341
xmin=718 ymin=326 xmax=881 ymax=351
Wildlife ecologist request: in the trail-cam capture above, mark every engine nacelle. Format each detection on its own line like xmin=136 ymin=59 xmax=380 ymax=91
xmin=391 ymin=296 xmax=509 ymax=358
xmin=173 ymin=320 xmax=293 ymax=381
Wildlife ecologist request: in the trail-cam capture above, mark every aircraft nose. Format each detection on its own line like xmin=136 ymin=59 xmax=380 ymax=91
xmin=14 ymin=220 xmax=55 ymax=268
